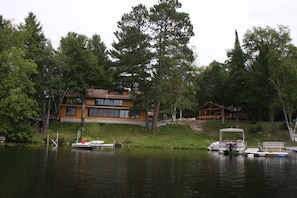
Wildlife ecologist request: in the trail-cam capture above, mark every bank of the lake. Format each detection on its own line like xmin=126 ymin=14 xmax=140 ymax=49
xmin=29 ymin=120 xmax=294 ymax=149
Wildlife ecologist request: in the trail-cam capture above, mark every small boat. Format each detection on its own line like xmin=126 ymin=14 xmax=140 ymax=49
xmin=207 ymin=141 xmax=219 ymax=151
xmin=207 ymin=128 xmax=246 ymax=155
xmin=72 ymin=140 xmax=116 ymax=150
xmin=72 ymin=140 xmax=104 ymax=150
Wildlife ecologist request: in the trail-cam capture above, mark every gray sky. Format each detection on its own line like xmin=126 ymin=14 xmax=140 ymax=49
xmin=1 ymin=0 xmax=296 ymax=66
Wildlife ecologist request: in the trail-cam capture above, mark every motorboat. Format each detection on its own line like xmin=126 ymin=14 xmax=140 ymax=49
xmin=207 ymin=128 xmax=246 ymax=155
xmin=72 ymin=140 xmax=104 ymax=150
xmin=207 ymin=141 xmax=219 ymax=151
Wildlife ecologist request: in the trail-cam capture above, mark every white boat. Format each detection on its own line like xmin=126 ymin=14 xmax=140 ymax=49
xmin=207 ymin=128 xmax=246 ymax=155
xmin=207 ymin=141 xmax=219 ymax=151
xmin=72 ymin=140 xmax=116 ymax=150
xmin=72 ymin=140 xmax=104 ymax=150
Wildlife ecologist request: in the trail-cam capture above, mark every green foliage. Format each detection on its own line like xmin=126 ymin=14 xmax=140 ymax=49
xmin=59 ymin=32 xmax=100 ymax=92
xmin=248 ymin=123 xmax=263 ymax=134
xmin=195 ymin=61 xmax=228 ymax=105
xmin=0 ymin=47 xmax=38 ymax=141
xmin=30 ymin=120 xmax=290 ymax=149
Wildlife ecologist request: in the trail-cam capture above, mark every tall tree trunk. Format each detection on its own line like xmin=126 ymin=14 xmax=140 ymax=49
xmin=179 ymin=109 xmax=183 ymax=119
xmin=80 ymin=95 xmax=86 ymax=132
xmin=145 ymin=109 xmax=149 ymax=129
xmin=44 ymin=95 xmax=51 ymax=132
xmin=41 ymin=94 xmax=46 ymax=133
xmin=172 ymin=105 xmax=177 ymax=122
xmin=151 ymin=101 xmax=160 ymax=131
xmin=221 ymin=107 xmax=225 ymax=124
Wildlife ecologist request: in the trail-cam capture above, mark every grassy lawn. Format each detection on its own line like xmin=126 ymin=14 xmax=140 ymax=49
xmin=31 ymin=119 xmax=295 ymax=149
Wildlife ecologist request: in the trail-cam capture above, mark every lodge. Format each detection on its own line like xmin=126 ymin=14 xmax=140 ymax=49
xmin=197 ymin=101 xmax=248 ymax=120
xmin=58 ymin=88 xmax=146 ymax=126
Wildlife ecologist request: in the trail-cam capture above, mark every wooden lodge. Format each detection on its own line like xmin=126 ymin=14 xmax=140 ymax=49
xmin=197 ymin=101 xmax=248 ymax=120
xmin=58 ymin=89 xmax=146 ymax=126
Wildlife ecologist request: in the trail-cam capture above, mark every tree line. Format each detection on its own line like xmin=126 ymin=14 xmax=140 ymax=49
xmin=1 ymin=0 xmax=297 ymax=142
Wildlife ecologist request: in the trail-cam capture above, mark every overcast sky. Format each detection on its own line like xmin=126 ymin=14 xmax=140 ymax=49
xmin=1 ymin=0 xmax=296 ymax=66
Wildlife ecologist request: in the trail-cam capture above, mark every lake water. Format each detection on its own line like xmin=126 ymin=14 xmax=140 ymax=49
xmin=0 ymin=146 xmax=297 ymax=198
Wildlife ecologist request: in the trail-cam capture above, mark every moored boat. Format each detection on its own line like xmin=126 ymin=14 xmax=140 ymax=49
xmin=207 ymin=128 xmax=246 ymax=155
xmin=72 ymin=140 xmax=104 ymax=150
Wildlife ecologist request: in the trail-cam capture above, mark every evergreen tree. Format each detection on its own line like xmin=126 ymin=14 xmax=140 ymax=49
xmin=59 ymin=32 xmax=103 ymax=131
xmin=89 ymin=34 xmax=114 ymax=89
xmin=110 ymin=4 xmax=153 ymax=128
xmin=150 ymin=0 xmax=194 ymax=130
xmin=225 ymin=30 xmax=248 ymax=121
xmin=19 ymin=12 xmax=56 ymax=132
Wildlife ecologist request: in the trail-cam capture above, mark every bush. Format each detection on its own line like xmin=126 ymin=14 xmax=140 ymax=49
xmin=278 ymin=122 xmax=287 ymax=130
xmin=249 ymin=123 xmax=263 ymax=133
xmin=8 ymin=131 xmax=32 ymax=143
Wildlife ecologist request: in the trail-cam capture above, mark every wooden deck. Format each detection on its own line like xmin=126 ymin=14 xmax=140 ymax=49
xmin=284 ymin=147 xmax=297 ymax=152
xmin=245 ymin=148 xmax=288 ymax=157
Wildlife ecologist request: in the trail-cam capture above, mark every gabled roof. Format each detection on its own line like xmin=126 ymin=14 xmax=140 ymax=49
xmin=197 ymin=101 xmax=224 ymax=110
xmin=65 ymin=89 xmax=130 ymax=99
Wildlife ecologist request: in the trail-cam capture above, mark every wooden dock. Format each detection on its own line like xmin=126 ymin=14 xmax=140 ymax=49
xmin=284 ymin=147 xmax=297 ymax=152
xmin=245 ymin=148 xmax=288 ymax=157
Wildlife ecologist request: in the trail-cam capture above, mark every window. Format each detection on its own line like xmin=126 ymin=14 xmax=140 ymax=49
xmin=95 ymin=99 xmax=104 ymax=106
xmin=114 ymin=100 xmax=123 ymax=106
xmin=120 ymin=110 xmax=129 ymax=118
xmin=66 ymin=107 xmax=76 ymax=116
xmin=113 ymin=90 xmax=123 ymax=95
xmin=110 ymin=109 xmax=119 ymax=118
xmin=88 ymin=108 xmax=98 ymax=117
xmin=65 ymin=98 xmax=82 ymax=105
xmin=72 ymin=98 xmax=82 ymax=104
xmin=95 ymin=99 xmax=123 ymax=107
xmin=99 ymin=109 xmax=108 ymax=117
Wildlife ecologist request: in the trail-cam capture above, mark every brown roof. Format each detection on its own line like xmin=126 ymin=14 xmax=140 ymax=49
xmin=65 ymin=89 xmax=130 ymax=99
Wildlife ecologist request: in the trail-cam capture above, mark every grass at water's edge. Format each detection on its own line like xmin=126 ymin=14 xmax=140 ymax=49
xmin=28 ymin=120 xmax=296 ymax=149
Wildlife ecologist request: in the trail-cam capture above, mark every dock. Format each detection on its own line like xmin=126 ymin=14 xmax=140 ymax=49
xmin=245 ymin=148 xmax=288 ymax=157
xmin=284 ymin=147 xmax=297 ymax=152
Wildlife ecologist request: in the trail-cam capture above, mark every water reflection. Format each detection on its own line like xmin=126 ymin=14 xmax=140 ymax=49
xmin=0 ymin=147 xmax=297 ymax=197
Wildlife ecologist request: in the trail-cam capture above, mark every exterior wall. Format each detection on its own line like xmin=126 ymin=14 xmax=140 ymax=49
xmin=59 ymin=89 xmax=146 ymax=126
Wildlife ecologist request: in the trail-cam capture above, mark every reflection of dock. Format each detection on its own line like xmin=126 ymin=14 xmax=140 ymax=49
xmin=72 ymin=148 xmax=115 ymax=156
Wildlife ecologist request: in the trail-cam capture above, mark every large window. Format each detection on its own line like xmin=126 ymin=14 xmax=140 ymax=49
xmin=88 ymin=109 xmax=98 ymax=117
xmin=95 ymin=99 xmax=123 ymax=107
xmin=99 ymin=109 xmax=108 ymax=117
xmin=88 ymin=108 xmax=139 ymax=119
xmin=110 ymin=109 xmax=119 ymax=118
xmin=120 ymin=110 xmax=129 ymax=118
xmin=66 ymin=107 xmax=76 ymax=116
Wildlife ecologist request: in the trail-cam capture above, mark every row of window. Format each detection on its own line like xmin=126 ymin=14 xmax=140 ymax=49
xmin=95 ymin=99 xmax=123 ymax=106
xmin=65 ymin=98 xmax=124 ymax=107
xmin=66 ymin=107 xmax=139 ymax=119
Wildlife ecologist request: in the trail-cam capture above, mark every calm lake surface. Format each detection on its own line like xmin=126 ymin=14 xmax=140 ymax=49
xmin=0 ymin=146 xmax=297 ymax=198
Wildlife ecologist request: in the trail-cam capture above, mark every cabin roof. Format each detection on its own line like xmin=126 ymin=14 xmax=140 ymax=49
xmin=197 ymin=101 xmax=224 ymax=110
xmin=65 ymin=89 xmax=130 ymax=99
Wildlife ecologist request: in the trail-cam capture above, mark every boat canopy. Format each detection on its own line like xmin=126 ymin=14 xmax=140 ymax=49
xmin=219 ymin=128 xmax=244 ymax=141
